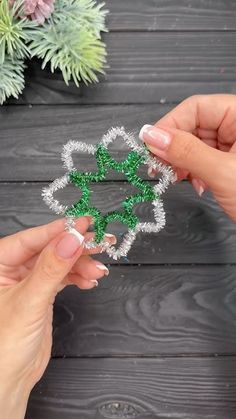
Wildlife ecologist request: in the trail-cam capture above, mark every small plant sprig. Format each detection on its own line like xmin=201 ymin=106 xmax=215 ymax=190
xmin=0 ymin=0 xmax=36 ymax=63
xmin=0 ymin=0 xmax=108 ymax=104
xmin=0 ymin=55 xmax=24 ymax=102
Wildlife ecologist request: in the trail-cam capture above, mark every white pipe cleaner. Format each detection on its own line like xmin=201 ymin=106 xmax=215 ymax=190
xmin=42 ymin=127 xmax=175 ymax=260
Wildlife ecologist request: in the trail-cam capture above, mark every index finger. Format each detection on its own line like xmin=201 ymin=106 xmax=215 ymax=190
xmin=156 ymin=94 xmax=236 ymax=144
xmin=0 ymin=217 xmax=90 ymax=266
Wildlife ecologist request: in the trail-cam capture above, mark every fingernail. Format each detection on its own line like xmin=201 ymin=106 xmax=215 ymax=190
xmin=199 ymin=186 xmax=204 ymax=197
xmin=192 ymin=178 xmax=205 ymax=197
xmin=139 ymin=124 xmax=172 ymax=150
xmin=88 ymin=217 xmax=94 ymax=226
xmin=91 ymin=279 xmax=98 ymax=287
xmin=173 ymin=172 xmax=178 ymax=183
xmin=95 ymin=262 xmax=109 ymax=276
xmin=56 ymin=230 xmax=84 ymax=259
xmin=147 ymin=167 xmax=155 ymax=178
xmin=104 ymin=233 xmax=117 ymax=245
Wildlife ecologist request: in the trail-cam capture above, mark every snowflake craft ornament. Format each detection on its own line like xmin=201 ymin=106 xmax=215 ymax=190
xmin=42 ymin=127 xmax=175 ymax=260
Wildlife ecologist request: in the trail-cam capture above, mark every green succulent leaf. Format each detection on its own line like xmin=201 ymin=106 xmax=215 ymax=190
xmin=0 ymin=0 xmax=108 ymax=103
xmin=0 ymin=55 xmax=25 ymax=104
xmin=29 ymin=0 xmax=108 ymax=87
xmin=0 ymin=0 xmax=37 ymax=64
xmin=53 ymin=0 xmax=108 ymax=38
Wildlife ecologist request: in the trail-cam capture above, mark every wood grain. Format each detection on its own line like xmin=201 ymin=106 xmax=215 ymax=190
xmin=52 ymin=265 xmax=236 ymax=357
xmin=0 ymin=104 xmax=172 ymax=181
xmin=0 ymin=182 xmax=235 ymax=264
xmin=26 ymin=357 xmax=236 ymax=419
xmin=13 ymin=31 xmax=236 ymax=104
xmin=106 ymin=0 xmax=236 ymax=31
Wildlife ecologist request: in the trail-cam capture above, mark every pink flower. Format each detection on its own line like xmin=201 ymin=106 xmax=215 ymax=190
xmin=10 ymin=0 xmax=55 ymax=24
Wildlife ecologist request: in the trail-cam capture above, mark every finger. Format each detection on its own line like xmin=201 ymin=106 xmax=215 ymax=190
xmin=147 ymin=167 xmax=156 ymax=178
xmin=191 ymin=177 xmax=207 ymax=197
xmin=66 ymin=274 xmax=99 ymax=290
xmin=0 ymin=217 xmax=90 ymax=266
xmin=10 ymin=230 xmax=115 ymax=283
xmin=147 ymin=156 xmax=188 ymax=182
xmin=72 ymin=255 xmax=109 ymax=279
xmin=156 ymin=95 xmax=236 ymax=140
xmin=230 ymin=142 xmax=236 ymax=153
xmin=193 ymin=128 xmax=217 ymax=142
xmin=82 ymin=232 xmax=117 ymax=255
xmin=139 ymin=124 xmax=229 ymax=188
xmin=0 ymin=276 xmax=18 ymax=287
xmin=21 ymin=229 xmax=85 ymax=307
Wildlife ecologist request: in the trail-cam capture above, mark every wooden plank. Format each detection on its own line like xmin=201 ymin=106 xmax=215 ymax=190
xmin=0 ymin=104 xmax=172 ymax=181
xmin=26 ymin=357 xmax=236 ymax=419
xmin=11 ymin=32 xmax=236 ymax=105
xmin=0 ymin=182 xmax=235 ymax=264
xmin=52 ymin=265 xmax=236 ymax=356
xmin=106 ymin=0 xmax=236 ymax=31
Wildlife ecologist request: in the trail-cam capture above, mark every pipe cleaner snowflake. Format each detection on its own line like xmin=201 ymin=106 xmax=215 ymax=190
xmin=42 ymin=127 xmax=175 ymax=260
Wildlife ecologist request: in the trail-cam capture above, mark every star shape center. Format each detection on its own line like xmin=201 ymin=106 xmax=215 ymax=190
xmin=65 ymin=144 xmax=159 ymax=243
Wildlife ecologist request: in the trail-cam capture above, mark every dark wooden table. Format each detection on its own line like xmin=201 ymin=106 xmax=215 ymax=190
xmin=1 ymin=1 xmax=236 ymax=418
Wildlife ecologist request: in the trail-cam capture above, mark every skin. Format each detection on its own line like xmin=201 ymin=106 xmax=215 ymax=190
xmin=0 ymin=217 xmax=116 ymax=419
xmin=0 ymin=94 xmax=236 ymax=418
xmin=142 ymin=94 xmax=236 ymax=221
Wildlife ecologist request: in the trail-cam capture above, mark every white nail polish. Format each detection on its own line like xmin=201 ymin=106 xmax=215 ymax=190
xmin=68 ymin=227 xmax=84 ymax=245
xmin=104 ymin=233 xmax=117 ymax=244
xmin=199 ymin=186 xmax=204 ymax=197
xmin=147 ymin=167 xmax=155 ymax=178
xmin=91 ymin=279 xmax=98 ymax=287
xmin=173 ymin=172 xmax=178 ymax=183
xmin=96 ymin=263 xmax=109 ymax=276
xmin=139 ymin=124 xmax=152 ymax=141
xmin=192 ymin=179 xmax=205 ymax=197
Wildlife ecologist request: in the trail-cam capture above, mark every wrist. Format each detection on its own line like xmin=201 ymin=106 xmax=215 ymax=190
xmin=0 ymin=381 xmax=30 ymax=419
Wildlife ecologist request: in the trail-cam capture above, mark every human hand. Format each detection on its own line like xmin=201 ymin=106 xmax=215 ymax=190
xmin=139 ymin=94 xmax=236 ymax=221
xmin=0 ymin=218 xmax=115 ymax=419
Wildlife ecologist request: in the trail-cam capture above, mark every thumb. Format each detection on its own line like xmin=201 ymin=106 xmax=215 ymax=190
xmin=22 ymin=228 xmax=84 ymax=305
xmin=139 ymin=124 xmax=227 ymax=187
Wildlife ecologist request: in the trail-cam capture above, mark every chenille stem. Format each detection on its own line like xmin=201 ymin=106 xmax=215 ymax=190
xmin=65 ymin=144 xmax=159 ymax=243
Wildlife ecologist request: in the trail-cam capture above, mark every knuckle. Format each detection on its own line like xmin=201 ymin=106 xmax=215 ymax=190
xmin=185 ymin=94 xmax=202 ymax=105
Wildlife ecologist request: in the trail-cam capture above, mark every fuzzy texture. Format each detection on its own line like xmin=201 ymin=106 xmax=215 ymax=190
xmin=42 ymin=127 xmax=175 ymax=260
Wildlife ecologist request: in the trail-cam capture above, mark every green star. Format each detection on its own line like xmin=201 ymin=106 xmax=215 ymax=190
xmin=65 ymin=144 xmax=159 ymax=243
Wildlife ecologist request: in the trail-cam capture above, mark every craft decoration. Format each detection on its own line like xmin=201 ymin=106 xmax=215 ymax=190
xmin=42 ymin=127 xmax=175 ymax=260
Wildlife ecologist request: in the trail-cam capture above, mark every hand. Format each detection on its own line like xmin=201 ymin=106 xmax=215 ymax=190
xmin=0 ymin=218 xmax=115 ymax=419
xmin=139 ymin=94 xmax=236 ymax=221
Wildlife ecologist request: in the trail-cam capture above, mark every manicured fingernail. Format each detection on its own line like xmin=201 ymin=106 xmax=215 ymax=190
xmin=56 ymin=230 xmax=84 ymax=259
xmin=199 ymin=186 xmax=204 ymax=196
xmin=88 ymin=217 xmax=94 ymax=225
xmin=147 ymin=167 xmax=155 ymax=178
xmin=173 ymin=172 xmax=178 ymax=183
xmin=192 ymin=178 xmax=205 ymax=197
xmin=96 ymin=262 xmax=109 ymax=276
xmin=104 ymin=233 xmax=117 ymax=245
xmin=91 ymin=279 xmax=98 ymax=287
xmin=68 ymin=228 xmax=85 ymax=243
xmin=139 ymin=124 xmax=172 ymax=150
